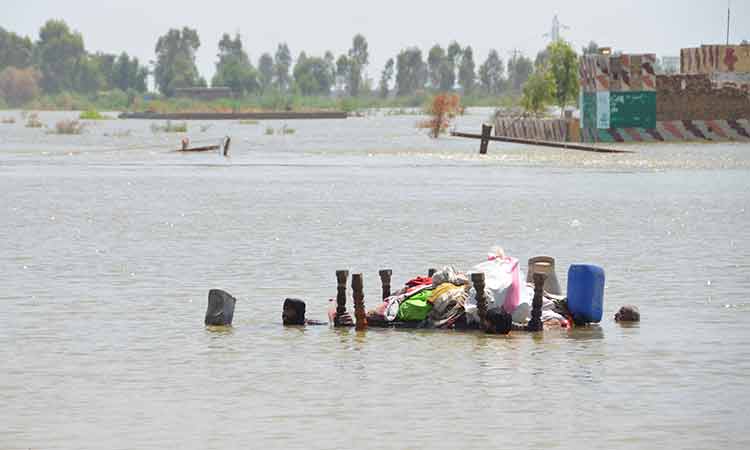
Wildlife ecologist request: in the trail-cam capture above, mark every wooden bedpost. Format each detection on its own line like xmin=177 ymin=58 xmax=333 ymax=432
xmin=336 ymin=270 xmax=349 ymax=317
xmin=471 ymin=272 xmax=488 ymax=327
xmin=527 ymin=273 xmax=546 ymax=332
xmin=379 ymin=269 xmax=392 ymax=300
xmin=352 ymin=273 xmax=367 ymax=331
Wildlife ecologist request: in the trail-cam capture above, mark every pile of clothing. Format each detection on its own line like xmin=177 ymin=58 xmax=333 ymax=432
xmin=368 ymin=267 xmax=470 ymax=329
xmin=367 ymin=250 xmax=573 ymax=330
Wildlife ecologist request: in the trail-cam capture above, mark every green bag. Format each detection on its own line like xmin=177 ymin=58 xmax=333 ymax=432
xmin=397 ymin=290 xmax=434 ymax=322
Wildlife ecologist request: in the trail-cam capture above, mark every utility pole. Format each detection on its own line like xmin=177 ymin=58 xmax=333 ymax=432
xmin=727 ymin=0 xmax=731 ymax=45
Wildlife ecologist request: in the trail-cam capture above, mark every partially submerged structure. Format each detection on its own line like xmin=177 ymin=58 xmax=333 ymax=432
xmin=579 ymin=48 xmax=750 ymax=142
xmin=493 ymin=44 xmax=750 ymax=143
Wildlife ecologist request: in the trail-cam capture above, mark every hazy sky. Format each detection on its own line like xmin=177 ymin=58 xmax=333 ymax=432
xmin=3 ymin=0 xmax=748 ymax=82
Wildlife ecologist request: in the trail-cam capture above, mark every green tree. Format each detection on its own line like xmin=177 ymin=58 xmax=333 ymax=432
xmin=153 ymin=27 xmax=201 ymax=96
xmin=520 ymin=68 xmax=554 ymax=115
xmin=324 ymin=51 xmax=336 ymax=83
xmin=91 ymin=52 xmax=116 ymax=89
xmin=112 ymin=52 xmax=148 ymax=93
xmin=535 ymin=48 xmax=549 ymax=68
xmin=335 ymin=54 xmax=350 ymax=93
xmin=258 ymin=53 xmax=274 ymax=93
xmin=459 ymin=46 xmax=476 ymax=94
xmin=212 ymin=33 xmax=258 ymax=95
xmin=0 ymin=27 xmax=34 ymax=70
xmin=379 ymin=58 xmax=394 ymax=98
xmin=297 ymin=51 xmax=308 ymax=65
xmin=546 ymin=40 xmax=580 ymax=114
xmin=437 ymin=59 xmax=454 ymax=91
xmin=446 ymin=41 xmax=462 ymax=88
xmin=479 ymin=49 xmax=504 ymax=95
xmin=292 ymin=55 xmax=333 ymax=95
xmin=427 ymin=44 xmax=456 ymax=91
xmin=347 ymin=34 xmax=368 ymax=96
xmin=73 ymin=55 xmax=105 ymax=93
xmin=395 ymin=47 xmax=426 ymax=96
xmin=427 ymin=45 xmax=445 ymax=89
xmin=274 ymin=43 xmax=292 ymax=91
xmin=508 ymin=52 xmax=533 ymax=92
xmin=35 ymin=20 xmax=85 ymax=93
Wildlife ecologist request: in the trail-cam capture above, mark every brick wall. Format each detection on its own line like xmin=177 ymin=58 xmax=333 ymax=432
xmin=656 ymin=74 xmax=750 ymax=121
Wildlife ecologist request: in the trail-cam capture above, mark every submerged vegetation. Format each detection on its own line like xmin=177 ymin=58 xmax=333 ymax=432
xmin=54 ymin=119 xmax=85 ymax=135
xmin=150 ymin=121 xmax=188 ymax=133
xmin=264 ymin=124 xmax=296 ymax=135
xmin=104 ymin=129 xmax=133 ymax=138
xmin=25 ymin=112 xmax=43 ymax=128
xmin=419 ymin=94 xmax=462 ymax=138
xmin=79 ymin=109 xmax=112 ymax=120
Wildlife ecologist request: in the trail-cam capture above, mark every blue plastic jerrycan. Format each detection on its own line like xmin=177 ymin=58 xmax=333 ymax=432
xmin=567 ymin=265 xmax=605 ymax=324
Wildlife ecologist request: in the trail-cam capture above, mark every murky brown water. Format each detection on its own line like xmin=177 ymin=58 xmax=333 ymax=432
xmin=1 ymin=109 xmax=749 ymax=449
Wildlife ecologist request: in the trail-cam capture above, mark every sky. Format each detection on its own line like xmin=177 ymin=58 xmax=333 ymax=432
xmin=3 ymin=0 xmax=748 ymax=83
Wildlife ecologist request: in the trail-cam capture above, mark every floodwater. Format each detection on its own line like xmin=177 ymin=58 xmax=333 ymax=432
xmin=1 ymin=109 xmax=749 ymax=450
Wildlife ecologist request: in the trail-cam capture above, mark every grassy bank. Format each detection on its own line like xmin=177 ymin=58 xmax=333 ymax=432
xmin=6 ymin=89 xmax=520 ymax=114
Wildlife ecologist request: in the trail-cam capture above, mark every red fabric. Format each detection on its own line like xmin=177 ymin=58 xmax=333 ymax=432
xmin=404 ymin=276 xmax=432 ymax=289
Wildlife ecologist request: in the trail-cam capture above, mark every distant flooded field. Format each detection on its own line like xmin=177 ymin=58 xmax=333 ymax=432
xmin=1 ymin=108 xmax=749 ymax=449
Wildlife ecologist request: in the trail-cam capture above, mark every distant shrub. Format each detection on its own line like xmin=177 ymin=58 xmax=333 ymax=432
xmin=259 ymin=92 xmax=292 ymax=111
xmin=79 ymin=109 xmax=112 ymax=120
xmin=54 ymin=119 xmax=85 ymax=135
xmin=264 ymin=125 xmax=296 ymax=135
xmin=25 ymin=112 xmax=43 ymax=128
xmin=104 ymin=129 xmax=133 ymax=138
xmin=0 ymin=67 xmax=41 ymax=107
xmin=27 ymin=92 xmax=94 ymax=111
xmin=92 ymin=89 xmax=130 ymax=110
xmin=150 ymin=121 xmax=188 ymax=133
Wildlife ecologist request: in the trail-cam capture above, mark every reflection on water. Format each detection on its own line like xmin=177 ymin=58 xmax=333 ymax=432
xmin=1 ymin=109 xmax=749 ymax=449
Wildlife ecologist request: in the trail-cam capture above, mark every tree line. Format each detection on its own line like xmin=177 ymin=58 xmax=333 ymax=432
xmin=157 ymin=28 xmax=536 ymax=99
xmin=1 ymin=20 xmax=543 ymax=107
xmin=0 ymin=21 xmax=148 ymax=106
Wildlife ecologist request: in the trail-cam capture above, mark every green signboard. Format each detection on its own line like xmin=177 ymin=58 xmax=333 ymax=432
xmin=609 ymin=91 xmax=657 ymax=129
xmin=581 ymin=92 xmax=597 ymax=129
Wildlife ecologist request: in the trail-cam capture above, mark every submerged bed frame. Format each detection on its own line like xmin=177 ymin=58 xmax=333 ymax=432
xmin=333 ymin=269 xmax=547 ymax=333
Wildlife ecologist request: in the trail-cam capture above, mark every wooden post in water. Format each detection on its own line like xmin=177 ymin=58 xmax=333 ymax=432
xmin=352 ymin=273 xmax=367 ymax=331
xmin=428 ymin=268 xmax=437 ymax=277
xmin=479 ymin=124 xmax=492 ymax=155
xmin=527 ymin=273 xmax=546 ymax=332
xmin=336 ymin=270 xmax=349 ymax=317
xmin=223 ymin=137 xmax=231 ymax=156
xmin=379 ymin=269 xmax=392 ymax=300
xmin=471 ymin=273 xmax=488 ymax=328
